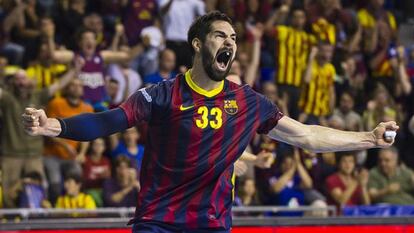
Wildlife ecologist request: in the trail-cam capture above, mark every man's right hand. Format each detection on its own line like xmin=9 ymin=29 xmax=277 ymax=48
xmin=22 ymin=108 xmax=61 ymax=137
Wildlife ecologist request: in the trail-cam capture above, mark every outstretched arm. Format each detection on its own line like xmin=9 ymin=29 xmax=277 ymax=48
xmin=267 ymin=116 xmax=398 ymax=153
xmin=22 ymin=108 xmax=129 ymax=141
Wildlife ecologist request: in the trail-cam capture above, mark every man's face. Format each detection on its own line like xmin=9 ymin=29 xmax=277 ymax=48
xmin=340 ymin=93 xmax=354 ymax=113
xmin=66 ymin=79 xmax=84 ymax=98
xmin=200 ymin=21 xmax=237 ymax=82
xmin=379 ymin=150 xmax=398 ymax=176
xmin=160 ymin=49 xmax=176 ymax=72
xmin=318 ymin=44 xmax=334 ymax=64
xmin=80 ymin=32 xmax=97 ymax=55
xmin=292 ymin=10 xmax=306 ymax=29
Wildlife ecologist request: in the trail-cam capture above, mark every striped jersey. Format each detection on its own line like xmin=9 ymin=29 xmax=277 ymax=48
xmin=299 ymin=61 xmax=336 ymax=117
xmin=120 ymin=70 xmax=283 ymax=229
xmin=272 ymin=25 xmax=314 ymax=87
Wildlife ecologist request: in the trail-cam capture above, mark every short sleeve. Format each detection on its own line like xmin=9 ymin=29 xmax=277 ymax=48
xmin=119 ymin=85 xmax=158 ymax=127
xmin=256 ymin=93 xmax=284 ymax=134
xmin=325 ymin=174 xmax=338 ymax=192
xmin=84 ymin=194 xmax=97 ymax=209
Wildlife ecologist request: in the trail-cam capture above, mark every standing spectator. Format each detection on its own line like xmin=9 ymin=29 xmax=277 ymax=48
xmin=103 ymin=156 xmax=139 ymax=207
xmin=160 ymin=0 xmax=205 ymax=71
xmin=144 ymin=48 xmax=176 ymax=86
xmin=0 ymin=65 xmax=78 ymax=208
xmin=131 ymin=23 xmax=164 ymax=77
xmin=265 ymin=6 xmax=313 ymax=119
xmin=52 ymin=28 xmax=131 ymax=111
xmin=121 ymin=0 xmax=158 ymax=47
xmin=110 ymin=127 xmax=145 ymax=171
xmin=107 ymin=60 xmax=142 ymax=106
xmin=44 ymin=74 xmax=93 ymax=204
xmin=55 ymin=173 xmax=96 ymax=209
xmin=325 ymin=152 xmax=370 ymax=210
xmin=358 ymin=0 xmax=399 ymax=95
xmin=26 ymin=19 xmax=67 ymax=90
xmin=82 ymin=138 xmax=111 ymax=207
xmin=299 ymin=43 xmax=336 ymax=125
xmin=368 ymin=147 xmax=414 ymax=204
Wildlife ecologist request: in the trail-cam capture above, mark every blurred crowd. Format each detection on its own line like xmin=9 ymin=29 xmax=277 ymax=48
xmin=1 ymin=0 xmax=414 ymax=216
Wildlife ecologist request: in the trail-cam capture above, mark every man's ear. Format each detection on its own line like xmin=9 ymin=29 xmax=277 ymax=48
xmin=192 ymin=38 xmax=201 ymax=53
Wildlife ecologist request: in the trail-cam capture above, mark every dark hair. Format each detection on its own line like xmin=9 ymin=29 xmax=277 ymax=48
xmin=23 ymin=171 xmax=43 ymax=182
xmin=76 ymin=27 xmax=96 ymax=43
xmin=335 ymin=151 xmax=356 ymax=165
xmin=114 ymin=155 xmax=132 ymax=168
xmin=64 ymin=172 xmax=82 ymax=184
xmin=187 ymin=11 xmax=233 ymax=56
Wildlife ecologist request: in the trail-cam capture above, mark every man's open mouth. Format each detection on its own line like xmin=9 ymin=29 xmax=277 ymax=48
xmin=215 ymin=49 xmax=233 ymax=71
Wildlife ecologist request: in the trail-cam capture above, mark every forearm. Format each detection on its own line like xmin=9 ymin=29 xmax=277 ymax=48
xmin=79 ymin=141 xmax=89 ymax=155
xmin=48 ymin=69 xmax=76 ymax=96
xmin=361 ymin=186 xmax=370 ymax=205
xmin=271 ymin=171 xmax=294 ymax=193
xmin=302 ymin=125 xmax=375 ymax=153
xmin=297 ymin=164 xmax=312 ymax=188
xmin=244 ymin=39 xmax=261 ymax=87
xmin=240 ymin=151 xmax=256 ymax=162
xmin=397 ymin=63 xmax=412 ymax=94
xmin=338 ymin=184 xmax=358 ymax=205
xmin=58 ymin=108 xmax=129 ymax=141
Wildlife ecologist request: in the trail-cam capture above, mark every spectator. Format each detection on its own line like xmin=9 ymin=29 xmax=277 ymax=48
xmin=83 ymin=13 xmax=111 ymax=50
xmin=107 ymin=57 xmax=143 ymax=106
xmin=82 ymin=138 xmax=111 ymax=207
xmin=53 ymin=28 xmax=131 ymax=111
xmin=268 ymin=150 xmax=313 ymax=207
xmin=325 ymin=152 xmax=370 ymax=210
xmin=299 ymin=43 xmax=336 ymax=126
xmin=121 ymin=0 xmax=158 ymax=47
xmin=358 ymin=0 xmax=399 ymax=95
xmin=0 ymin=64 xmax=78 ymax=208
xmin=8 ymin=171 xmax=51 ymax=208
xmin=144 ymin=48 xmax=176 ymax=86
xmin=160 ymin=0 xmax=205 ymax=71
xmin=55 ymin=173 xmax=96 ymax=209
xmin=43 ymin=74 xmax=93 ymax=204
xmin=110 ymin=127 xmax=145 ymax=171
xmin=132 ymin=24 xmax=165 ymax=77
xmin=0 ymin=2 xmax=26 ymax=65
xmin=26 ymin=20 xmax=68 ymax=90
xmin=265 ymin=6 xmax=313 ymax=119
xmin=235 ymin=178 xmax=260 ymax=206
xmin=333 ymin=91 xmax=363 ymax=131
xmin=103 ymin=156 xmax=139 ymax=207
xmin=368 ymin=147 xmax=414 ymax=204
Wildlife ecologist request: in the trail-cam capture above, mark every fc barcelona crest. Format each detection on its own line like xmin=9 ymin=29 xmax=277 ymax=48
xmin=224 ymin=100 xmax=238 ymax=115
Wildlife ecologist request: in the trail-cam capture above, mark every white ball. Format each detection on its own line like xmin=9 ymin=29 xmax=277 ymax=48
xmin=384 ymin=131 xmax=396 ymax=141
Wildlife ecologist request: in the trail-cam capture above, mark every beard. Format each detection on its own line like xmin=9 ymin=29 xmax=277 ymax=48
xmin=201 ymin=44 xmax=233 ymax=82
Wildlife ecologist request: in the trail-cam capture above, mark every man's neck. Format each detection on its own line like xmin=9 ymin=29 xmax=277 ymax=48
xmin=66 ymin=96 xmax=80 ymax=106
xmin=190 ymin=58 xmax=223 ymax=91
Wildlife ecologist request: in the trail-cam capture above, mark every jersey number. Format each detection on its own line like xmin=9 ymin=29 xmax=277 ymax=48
xmin=196 ymin=106 xmax=223 ymax=129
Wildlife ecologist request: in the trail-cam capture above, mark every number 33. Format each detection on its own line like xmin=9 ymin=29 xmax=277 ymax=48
xmin=196 ymin=106 xmax=223 ymax=129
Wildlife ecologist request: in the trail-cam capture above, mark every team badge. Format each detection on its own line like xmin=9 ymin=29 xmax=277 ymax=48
xmin=224 ymin=100 xmax=238 ymax=115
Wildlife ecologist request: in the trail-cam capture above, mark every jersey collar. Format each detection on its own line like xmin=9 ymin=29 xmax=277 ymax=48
xmin=184 ymin=70 xmax=224 ymax=98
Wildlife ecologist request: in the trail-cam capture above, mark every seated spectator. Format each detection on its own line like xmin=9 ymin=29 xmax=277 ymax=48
xmin=103 ymin=156 xmax=139 ymax=207
xmin=110 ymin=127 xmax=145 ymax=171
xmin=268 ymin=150 xmax=313 ymax=207
xmin=9 ymin=171 xmax=52 ymax=209
xmin=144 ymin=49 xmax=176 ymax=86
xmin=368 ymin=147 xmax=414 ymax=204
xmin=82 ymin=138 xmax=111 ymax=207
xmin=235 ymin=178 xmax=260 ymax=206
xmin=55 ymin=173 xmax=96 ymax=209
xmin=326 ymin=152 xmax=370 ymax=210
xmin=333 ymin=91 xmax=363 ymax=131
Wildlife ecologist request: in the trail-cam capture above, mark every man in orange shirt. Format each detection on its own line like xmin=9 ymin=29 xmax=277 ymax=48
xmin=44 ymin=78 xmax=93 ymax=204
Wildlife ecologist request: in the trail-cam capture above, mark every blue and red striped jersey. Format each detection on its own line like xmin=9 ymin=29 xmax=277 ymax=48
xmin=120 ymin=70 xmax=283 ymax=230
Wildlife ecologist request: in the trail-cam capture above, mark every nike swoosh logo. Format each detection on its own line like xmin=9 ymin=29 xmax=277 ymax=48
xmin=179 ymin=104 xmax=194 ymax=111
